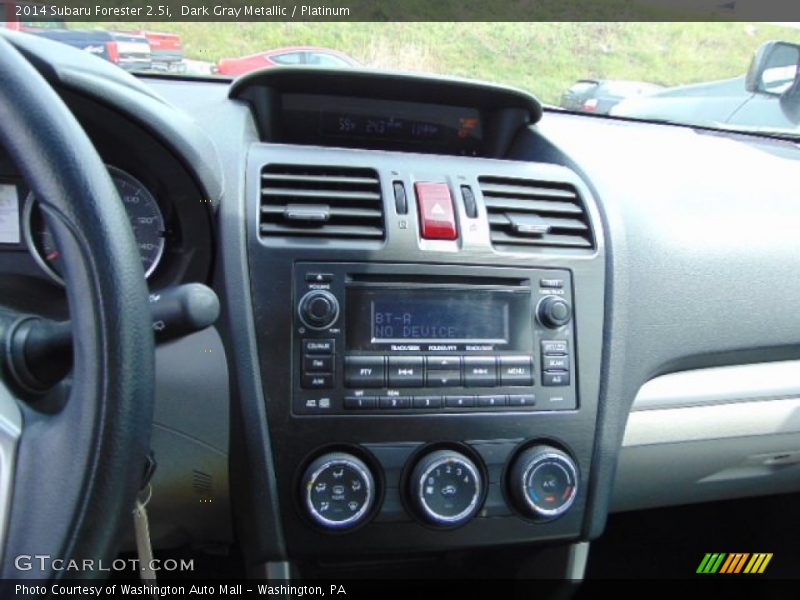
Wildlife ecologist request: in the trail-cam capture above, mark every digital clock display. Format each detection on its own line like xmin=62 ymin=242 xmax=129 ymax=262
xmin=321 ymin=113 xmax=447 ymax=142
xmin=281 ymin=94 xmax=483 ymax=156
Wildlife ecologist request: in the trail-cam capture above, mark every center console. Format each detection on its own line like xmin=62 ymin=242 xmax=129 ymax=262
xmin=237 ymin=69 xmax=606 ymax=560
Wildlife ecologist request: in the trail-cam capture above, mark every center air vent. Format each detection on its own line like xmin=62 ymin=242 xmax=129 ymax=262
xmin=480 ymin=176 xmax=593 ymax=250
xmin=260 ymin=165 xmax=384 ymax=241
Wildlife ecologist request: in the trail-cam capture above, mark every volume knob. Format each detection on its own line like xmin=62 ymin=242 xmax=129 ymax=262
xmin=298 ymin=290 xmax=339 ymax=330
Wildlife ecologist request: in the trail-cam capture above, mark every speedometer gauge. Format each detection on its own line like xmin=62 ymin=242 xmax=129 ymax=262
xmin=24 ymin=166 xmax=165 ymax=285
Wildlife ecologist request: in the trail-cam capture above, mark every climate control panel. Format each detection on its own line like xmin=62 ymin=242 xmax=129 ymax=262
xmin=298 ymin=442 xmax=578 ymax=532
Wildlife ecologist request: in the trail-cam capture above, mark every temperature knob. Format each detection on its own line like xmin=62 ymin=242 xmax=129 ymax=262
xmin=509 ymin=445 xmax=578 ymax=521
xmin=301 ymin=452 xmax=375 ymax=530
xmin=298 ymin=290 xmax=339 ymax=330
xmin=409 ymin=449 xmax=483 ymax=527
xmin=537 ymin=296 xmax=572 ymax=328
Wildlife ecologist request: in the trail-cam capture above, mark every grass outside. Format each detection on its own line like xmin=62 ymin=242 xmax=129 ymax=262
xmin=91 ymin=22 xmax=800 ymax=105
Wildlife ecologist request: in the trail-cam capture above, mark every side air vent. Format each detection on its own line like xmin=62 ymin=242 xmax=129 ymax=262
xmin=480 ymin=176 xmax=593 ymax=250
xmin=260 ymin=164 xmax=385 ymax=241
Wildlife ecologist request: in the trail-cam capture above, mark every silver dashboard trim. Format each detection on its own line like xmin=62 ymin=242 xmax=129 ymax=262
xmin=624 ymin=396 xmax=800 ymax=447
xmin=632 ymin=360 xmax=800 ymax=411
xmin=626 ymin=360 xmax=800 ymax=446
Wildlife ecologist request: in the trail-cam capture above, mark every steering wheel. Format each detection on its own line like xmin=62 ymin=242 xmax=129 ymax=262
xmin=0 ymin=36 xmax=154 ymax=578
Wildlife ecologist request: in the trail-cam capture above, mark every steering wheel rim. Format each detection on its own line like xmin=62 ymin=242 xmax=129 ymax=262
xmin=0 ymin=35 xmax=154 ymax=578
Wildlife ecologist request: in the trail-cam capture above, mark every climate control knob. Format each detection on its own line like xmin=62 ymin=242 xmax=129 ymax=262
xmin=537 ymin=296 xmax=572 ymax=328
xmin=509 ymin=445 xmax=578 ymax=520
xmin=298 ymin=290 xmax=340 ymax=330
xmin=301 ymin=452 xmax=375 ymax=530
xmin=409 ymin=449 xmax=483 ymax=527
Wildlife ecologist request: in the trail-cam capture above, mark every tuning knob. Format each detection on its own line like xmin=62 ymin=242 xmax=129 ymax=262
xmin=408 ymin=449 xmax=483 ymax=527
xmin=298 ymin=290 xmax=339 ymax=330
xmin=508 ymin=445 xmax=578 ymax=521
xmin=301 ymin=452 xmax=376 ymax=530
xmin=537 ymin=296 xmax=572 ymax=328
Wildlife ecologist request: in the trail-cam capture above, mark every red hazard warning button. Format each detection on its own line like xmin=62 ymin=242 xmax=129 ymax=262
xmin=415 ymin=182 xmax=458 ymax=240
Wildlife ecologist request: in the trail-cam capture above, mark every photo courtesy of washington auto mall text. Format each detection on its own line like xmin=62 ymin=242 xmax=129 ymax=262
xmin=13 ymin=583 xmax=348 ymax=597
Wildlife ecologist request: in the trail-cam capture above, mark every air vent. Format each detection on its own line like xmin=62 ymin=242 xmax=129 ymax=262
xmin=260 ymin=165 xmax=384 ymax=241
xmin=480 ymin=176 xmax=593 ymax=250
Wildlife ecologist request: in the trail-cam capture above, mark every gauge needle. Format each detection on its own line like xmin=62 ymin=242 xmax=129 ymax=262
xmin=46 ymin=250 xmax=60 ymax=261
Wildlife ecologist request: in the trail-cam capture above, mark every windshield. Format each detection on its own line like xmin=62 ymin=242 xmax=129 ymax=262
xmin=7 ymin=20 xmax=800 ymax=136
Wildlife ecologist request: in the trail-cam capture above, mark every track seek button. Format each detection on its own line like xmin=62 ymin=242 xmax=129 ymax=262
xmin=388 ymin=356 xmax=424 ymax=387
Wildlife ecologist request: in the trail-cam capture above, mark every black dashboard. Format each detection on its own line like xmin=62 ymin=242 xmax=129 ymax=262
xmin=5 ymin=27 xmax=800 ymax=577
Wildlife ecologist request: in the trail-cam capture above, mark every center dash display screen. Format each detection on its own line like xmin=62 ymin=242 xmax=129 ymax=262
xmin=346 ymin=288 xmax=530 ymax=349
xmin=280 ymin=94 xmax=483 ymax=156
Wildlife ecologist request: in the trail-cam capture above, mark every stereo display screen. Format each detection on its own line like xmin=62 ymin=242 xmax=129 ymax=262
xmin=346 ymin=287 xmax=531 ymax=349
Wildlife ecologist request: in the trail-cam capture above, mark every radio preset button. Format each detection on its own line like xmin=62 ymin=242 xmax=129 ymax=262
xmin=464 ymin=357 xmax=497 ymax=387
xmin=345 ymin=356 xmax=385 ymax=388
xmin=477 ymin=395 xmax=507 ymax=407
xmin=413 ymin=396 xmax=443 ymax=409
xmin=508 ymin=394 xmax=536 ymax=407
xmin=543 ymin=355 xmax=570 ymax=370
xmin=426 ymin=356 xmax=461 ymax=370
xmin=543 ymin=371 xmax=570 ymax=386
xmin=388 ymin=356 xmax=424 ymax=387
xmin=304 ymin=354 xmax=333 ymax=372
xmin=302 ymin=373 xmax=333 ymax=389
xmin=304 ymin=339 xmax=335 ymax=355
xmin=499 ymin=356 xmax=534 ymax=386
xmin=380 ymin=396 xmax=411 ymax=410
xmin=445 ymin=395 xmax=476 ymax=408
xmin=344 ymin=396 xmax=378 ymax=410
xmin=427 ymin=369 xmax=461 ymax=387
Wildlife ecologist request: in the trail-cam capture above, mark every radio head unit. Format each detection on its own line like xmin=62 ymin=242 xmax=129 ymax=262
xmin=293 ymin=263 xmax=576 ymax=416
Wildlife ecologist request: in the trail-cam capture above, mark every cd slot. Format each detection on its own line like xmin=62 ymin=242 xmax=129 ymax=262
xmin=348 ymin=273 xmax=528 ymax=289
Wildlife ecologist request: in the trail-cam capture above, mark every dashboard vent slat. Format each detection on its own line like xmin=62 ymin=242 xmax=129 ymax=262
xmin=483 ymin=197 xmax=583 ymax=215
xmin=480 ymin=176 xmax=593 ymax=251
xmin=262 ymin=173 xmax=379 ymax=186
xmin=261 ymin=188 xmax=382 ymax=201
xmin=260 ymin=223 xmax=385 ymax=238
xmin=479 ymin=182 xmax=578 ymax=201
xmin=260 ymin=165 xmax=385 ymax=241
